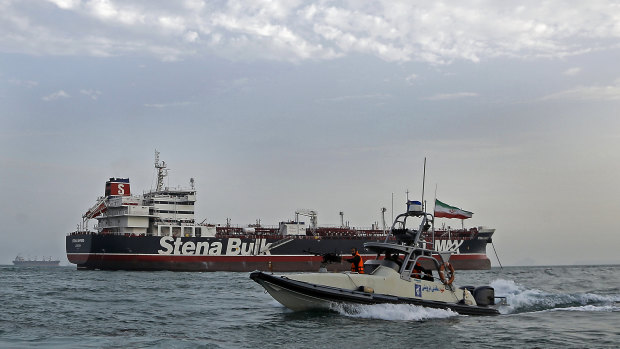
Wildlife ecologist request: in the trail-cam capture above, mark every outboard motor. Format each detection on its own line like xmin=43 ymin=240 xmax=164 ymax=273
xmin=473 ymin=286 xmax=495 ymax=306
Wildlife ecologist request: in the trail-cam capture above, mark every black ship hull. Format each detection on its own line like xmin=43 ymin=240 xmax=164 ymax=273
xmin=66 ymin=233 xmax=491 ymax=272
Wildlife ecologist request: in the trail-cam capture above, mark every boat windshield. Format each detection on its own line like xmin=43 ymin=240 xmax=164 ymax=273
xmin=362 ymin=243 xmax=410 ymax=274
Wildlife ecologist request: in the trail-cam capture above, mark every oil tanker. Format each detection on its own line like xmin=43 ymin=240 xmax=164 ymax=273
xmin=66 ymin=152 xmax=494 ymax=272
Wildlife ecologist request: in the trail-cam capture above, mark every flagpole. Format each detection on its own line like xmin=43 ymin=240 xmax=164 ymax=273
xmin=433 ymin=183 xmax=437 ymax=214
xmin=433 ymin=183 xmax=437 ymax=250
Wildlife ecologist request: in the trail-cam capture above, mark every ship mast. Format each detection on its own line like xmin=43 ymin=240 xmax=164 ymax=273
xmin=154 ymin=150 xmax=168 ymax=192
xmin=381 ymin=207 xmax=387 ymax=233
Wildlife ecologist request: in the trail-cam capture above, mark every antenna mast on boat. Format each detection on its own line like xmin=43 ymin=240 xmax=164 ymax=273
xmin=421 ymin=157 xmax=426 ymax=211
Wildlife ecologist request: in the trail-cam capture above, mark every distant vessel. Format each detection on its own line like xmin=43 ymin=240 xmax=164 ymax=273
xmin=13 ymin=256 xmax=60 ymax=267
xmin=66 ymin=151 xmax=494 ymax=272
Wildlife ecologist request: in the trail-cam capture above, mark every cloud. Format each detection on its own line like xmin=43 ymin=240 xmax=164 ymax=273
xmin=184 ymin=31 xmax=199 ymax=43
xmin=422 ymin=92 xmax=479 ymax=101
xmin=42 ymin=90 xmax=70 ymax=101
xmin=563 ymin=67 xmax=582 ymax=76
xmin=3 ymin=1 xmax=620 ymax=64
xmin=405 ymin=74 xmax=418 ymax=84
xmin=80 ymin=89 xmax=102 ymax=100
xmin=47 ymin=0 xmax=80 ymax=10
xmin=541 ymin=80 xmax=620 ymax=101
xmin=85 ymin=0 xmax=145 ymax=25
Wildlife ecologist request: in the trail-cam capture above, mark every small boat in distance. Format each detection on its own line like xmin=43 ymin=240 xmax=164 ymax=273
xmin=250 ymin=200 xmax=505 ymax=316
xmin=13 ymin=256 xmax=60 ymax=267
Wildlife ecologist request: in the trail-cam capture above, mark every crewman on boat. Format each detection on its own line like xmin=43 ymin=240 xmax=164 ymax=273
xmin=346 ymin=248 xmax=364 ymax=273
xmin=412 ymin=260 xmax=434 ymax=281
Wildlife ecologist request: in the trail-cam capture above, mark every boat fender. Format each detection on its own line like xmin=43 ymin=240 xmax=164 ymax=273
xmin=357 ymin=286 xmax=374 ymax=293
xmin=439 ymin=262 xmax=455 ymax=286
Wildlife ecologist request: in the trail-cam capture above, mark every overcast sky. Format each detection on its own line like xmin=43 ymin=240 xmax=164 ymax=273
xmin=1 ymin=0 xmax=620 ymax=266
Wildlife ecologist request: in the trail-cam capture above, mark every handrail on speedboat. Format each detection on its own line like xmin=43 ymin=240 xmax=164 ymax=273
xmin=366 ymin=200 xmax=454 ymax=283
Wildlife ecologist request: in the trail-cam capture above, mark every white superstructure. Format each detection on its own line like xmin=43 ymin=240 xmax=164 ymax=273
xmin=85 ymin=151 xmax=216 ymax=238
xmin=95 ymin=195 xmax=150 ymax=235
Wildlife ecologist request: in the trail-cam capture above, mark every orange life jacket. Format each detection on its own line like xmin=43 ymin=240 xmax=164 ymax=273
xmin=350 ymin=252 xmax=364 ymax=274
xmin=412 ymin=262 xmax=423 ymax=278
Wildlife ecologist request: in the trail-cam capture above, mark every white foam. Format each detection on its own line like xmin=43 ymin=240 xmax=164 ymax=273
xmin=331 ymin=303 xmax=458 ymax=321
xmin=490 ymin=278 xmax=620 ymax=314
xmin=546 ymin=304 xmax=620 ymax=312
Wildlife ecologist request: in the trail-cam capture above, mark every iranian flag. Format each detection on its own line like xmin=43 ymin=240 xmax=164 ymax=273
xmin=434 ymin=199 xmax=473 ymax=219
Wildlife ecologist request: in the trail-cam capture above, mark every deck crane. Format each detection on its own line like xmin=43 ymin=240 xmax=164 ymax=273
xmin=80 ymin=196 xmax=108 ymax=232
xmin=295 ymin=209 xmax=318 ymax=234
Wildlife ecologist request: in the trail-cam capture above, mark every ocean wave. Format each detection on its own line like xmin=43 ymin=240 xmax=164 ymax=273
xmin=331 ymin=303 xmax=458 ymax=321
xmin=546 ymin=304 xmax=620 ymax=312
xmin=490 ymin=279 xmax=620 ymax=314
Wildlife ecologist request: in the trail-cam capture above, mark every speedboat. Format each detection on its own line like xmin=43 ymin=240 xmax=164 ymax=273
xmin=250 ymin=200 xmax=504 ymax=316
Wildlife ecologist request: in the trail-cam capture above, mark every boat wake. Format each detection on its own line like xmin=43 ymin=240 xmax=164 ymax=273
xmin=491 ymin=279 xmax=620 ymax=315
xmin=331 ymin=303 xmax=458 ymax=321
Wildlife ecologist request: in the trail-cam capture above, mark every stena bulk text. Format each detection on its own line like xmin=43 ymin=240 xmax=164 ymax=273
xmin=157 ymin=237 xmax=273 ymax=256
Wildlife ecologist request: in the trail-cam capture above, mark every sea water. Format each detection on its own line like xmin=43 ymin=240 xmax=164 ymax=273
xmin=1 ymin=265 xmax=618 ymax=348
